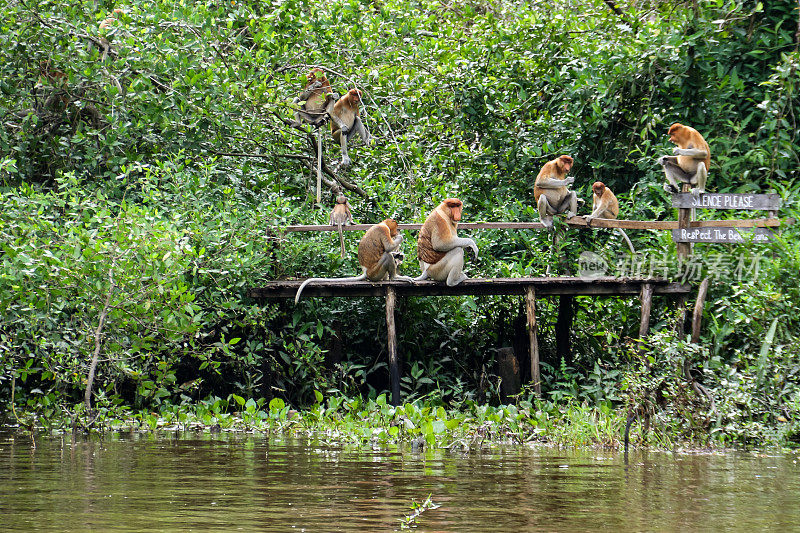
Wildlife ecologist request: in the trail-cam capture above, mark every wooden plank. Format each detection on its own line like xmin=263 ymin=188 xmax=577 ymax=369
xmin=691 ymin=278 xmax=711 ymax=344
xmin=386 ymin=287 xmax=400 ymax=406
xmin=284 ymin=223 xmax=422 ymax=232
xmin=567 ymin=218 xmax=676 ymax=229
xmin=281 ymin=218 xmax=783 ymax=233
xmin=687 ymin=218 xmax=781 ymax=228
xmin=256 ymin=277 xmax=692 ymax=299
xmin=672 ymin=193 xmax=781 ymax=211
xmin=280 ymin=218 xmax=784 ymax=233
xmin=525 ymin=287 xmax=540 ymax=396
xmin=672 ymin=227 xmax=775 ymax=243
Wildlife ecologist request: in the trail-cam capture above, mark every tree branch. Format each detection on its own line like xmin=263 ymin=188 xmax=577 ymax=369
xmin=85 ymin=264 xmax=116 ymax=412
xmin=602 ymin=0 xmax=636 ymax=29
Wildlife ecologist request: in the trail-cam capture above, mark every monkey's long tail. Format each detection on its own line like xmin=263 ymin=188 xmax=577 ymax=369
xmin=337 ymin=223 xmax=345 ymax=257
xmin=294 ymin=273 xmax=367 ymax=304
xmin=316 ymin=128 xmax=323 ymax=204
xmin=616 ymin=228 xmax=636 ymax=254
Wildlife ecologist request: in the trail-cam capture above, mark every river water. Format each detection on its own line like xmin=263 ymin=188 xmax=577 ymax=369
xmin=1 ymin=431 xmax=798 ymax=532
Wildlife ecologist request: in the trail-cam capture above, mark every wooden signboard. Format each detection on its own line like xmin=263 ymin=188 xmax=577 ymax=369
xmin=671 ymin=227 xmax=774 ymax=243
xmin=671 ymin=193 xmax=781 ymax=211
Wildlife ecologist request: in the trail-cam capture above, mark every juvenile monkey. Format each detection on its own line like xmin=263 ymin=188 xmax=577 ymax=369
xmin=534 ymin=155 xmax=578 ymax=229
xmin=585 ymin=181 xmax=619 ymax=222
xmin=330 ymin=190 xmax=353 ymax=257
xmin=658 ymin=123 xmax=710 ymax=196
xmin=415 ymin=198 xmax=478 ymax=287
xmin=294 ymin=219 xmax=413 ymax=303
xmin=585 ymin=181 xmax=635 ymax=253
xmin=330 ymin=89 xmax=371 ymax=168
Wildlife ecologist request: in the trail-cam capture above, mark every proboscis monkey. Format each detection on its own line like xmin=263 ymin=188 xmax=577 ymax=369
xmin=330 ymin=190 xmax=353 ymax=257
xmin=292 ymin=68 xmax=336 ymax=128
xmin=294 ymin=219 xmax=413 ymax=303
xmin=585 ymin=181 xmax=635 ymax=253
xmin=330 ymin=89 xmax=371 ymax=168
xmin=586 ymin=181 xmax=618 ymax=222
xmin=97 ymin=8 xmax=126 ymax=61
xmin=291 ymin=68 xmax=339 ymax=203
xmin=658 ymin=123 xmax=710 ymax=196
xmin=415 ymin=198 xmax=478 ymax=287
xmin=534 ymin=155 xmax=578 ymax=230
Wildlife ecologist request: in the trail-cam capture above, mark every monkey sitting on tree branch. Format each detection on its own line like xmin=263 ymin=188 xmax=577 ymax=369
xmin=289 ymin=68 xmax=342 ymax=203
xmin=329 ymin=88 xmax=371 ymax=169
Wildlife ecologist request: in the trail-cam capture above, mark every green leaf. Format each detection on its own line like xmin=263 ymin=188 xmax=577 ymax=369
xmin=269 ymin=398 xmax=286 ymax=412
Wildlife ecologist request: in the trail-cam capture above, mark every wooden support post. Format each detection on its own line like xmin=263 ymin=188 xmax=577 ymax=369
xmin=691 ymin=278 xmax=710 ymax=344
xmin=525 ymin=286 xmax=541 ymax=396
xmin=315 ymin=129 xmax=323 ymax=204
xmin=639 ymin=283 xmax=654 ymax=340
xmin=385 ymin=287 xmax=400 ymax=406
xmin=496 ymin=347 xmax=521 ymax=401
xmin=676 ymin=184 xmax=692 ymax=259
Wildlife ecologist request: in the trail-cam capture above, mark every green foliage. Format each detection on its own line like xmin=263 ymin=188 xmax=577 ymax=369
xmin=1 ymin=0 xmax=799 ymax=447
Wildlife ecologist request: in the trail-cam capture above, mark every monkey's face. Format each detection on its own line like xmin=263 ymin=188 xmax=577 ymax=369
xmin=592 ymin=181 xmax=605 ymax=197
xmin=347 ymin=89 xmax=363 ymax=105
xmin=667 ymin=123 xmax=684 ymax=145
xmin=558 ymin=155 xmax=573 ymax=173
xmin=306 ymin=69 xmax=326 ymax=87
xmin=383 ymin=218 xmax=399 ymax=236
xmin=443 ymin=198 xmax=463 ymax=221
xmin=336 ymin=194 xmax=347 ymax=204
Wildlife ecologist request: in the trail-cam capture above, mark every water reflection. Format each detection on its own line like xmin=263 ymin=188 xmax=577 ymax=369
xmin=0 ymin=431 xmax=798 ymax=532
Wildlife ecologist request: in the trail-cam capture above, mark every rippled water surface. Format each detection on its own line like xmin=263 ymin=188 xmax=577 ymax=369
xmin=1 ymin=431 xmax=798 ymax=532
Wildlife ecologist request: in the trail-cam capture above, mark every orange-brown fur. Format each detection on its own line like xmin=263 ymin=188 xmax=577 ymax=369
xmin=590 ymin=181 xmax=619 ymax=219
xmin=417 ymin=199 xmax=462 ymax=264
xmin=585 ymin=181 xmax=635 ymax=252
xmin=302 ymin=68 xmax=333 ymax=113
xmin=294 ymin=217 xmax=409 ymax=303
xmin=330 ymin=193 xmax=353 ymax=257
xmin=533 ymin=155 xmax=574 ymax=205
xmin=668 ymin=123 xmax=710 ymax=173
xmin=331 ymin=89 xmax=362 ymax=141
xmin=330 ymin=194 xmax=353 ymax=226
xmin=415 ymin=198 xmax=477 ymax=286
xmin=359 ymin=219 xmax=399 ymax=279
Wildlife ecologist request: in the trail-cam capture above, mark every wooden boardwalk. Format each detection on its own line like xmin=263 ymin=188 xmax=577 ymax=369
xmin=256 ymin=191 xmax=785 ymax=403
xmin=249 ymin=277 xmax=689 ymax=298
xmin=249 ymin=277 xmax=692 ymax=405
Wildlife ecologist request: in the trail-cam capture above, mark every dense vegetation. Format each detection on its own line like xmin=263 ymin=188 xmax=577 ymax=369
xmin=1 ymin=0 xmax=799 ymax=447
